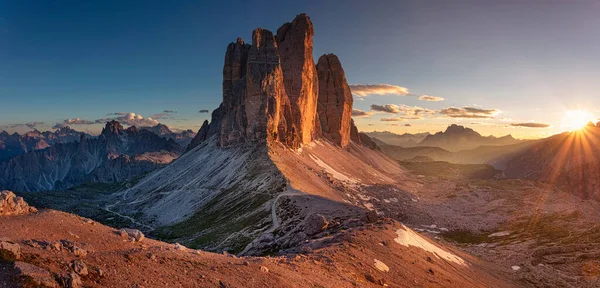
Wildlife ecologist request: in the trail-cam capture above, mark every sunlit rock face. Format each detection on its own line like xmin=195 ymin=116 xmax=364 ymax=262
xmin=276 ymin=14 xmax=319 ymax=145
xmin=316 ymin=54 xmax=354 ymax=147
xmin=189 ymin=14 xmax=364 ymax=149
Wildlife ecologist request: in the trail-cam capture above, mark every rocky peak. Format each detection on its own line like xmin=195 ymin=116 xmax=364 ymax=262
xmin=316 ymin=53 xmax=354 ymax=147
xmin=191 ymin=14 xmax=360 ymax=149
xmin=276 ymin=13 xmax=319 ymax=145
xmin=101 ymin=121 xmax=124 ymax=137
xmin=187 ymin=120 xmax=209 ymax=151
xmin=0 ymin=190 xmax=37 ymax=216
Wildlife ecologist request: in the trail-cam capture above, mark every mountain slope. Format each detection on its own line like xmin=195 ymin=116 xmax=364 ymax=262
xmin=505 ymin=124 xmax=600 ymax=200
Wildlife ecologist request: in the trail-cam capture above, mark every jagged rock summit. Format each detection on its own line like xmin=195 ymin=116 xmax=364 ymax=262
xmin=188 ymin=13 xmax=359 ymax=151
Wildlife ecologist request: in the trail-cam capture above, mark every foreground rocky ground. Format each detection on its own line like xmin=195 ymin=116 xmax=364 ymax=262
xmin=0 ymin=195 xmax=513 ymax=287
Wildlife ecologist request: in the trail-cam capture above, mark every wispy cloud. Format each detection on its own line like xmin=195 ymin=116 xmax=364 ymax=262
xmin=1 ymin=122 xmax=45 ymax=130
xmin=370 ymin=104 xmax=402 ymax=114
xmin=418 ymin=95 xmax=444 ymax=101
xmin=349 ymin=84 xmax=410 ymax=97
xmin=439 ymin=106 xmax=500 ymax=119
xmin=510 ymin=122 xmax=550 ymax=128
xmin=352 ymin=109 xmax=373 ymax=117
xmin=52 ymin=118 xmax=95 ymax=129
xmin=381 ymin=117 xmax=405 ymax=122
xmin=163 ymin=110 xmax=177 ymax=114
xmin=198 ymin=109 xmax=210 ymax=113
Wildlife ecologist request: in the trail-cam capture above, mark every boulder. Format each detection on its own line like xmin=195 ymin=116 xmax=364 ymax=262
xmin=119 ymin=228 xmax=145 ymax=242
xmin=304 ymin=214 xmax=329 ymax=236
xmin=316 ymin=54 xmax=354 ymax=147
xmin=70 ymin=259 xmax=88 ymax=276
xmin=13 ymin=261 xmax=58 ymax=288
xmin=0 ymin=241 xmax=21 ymax=260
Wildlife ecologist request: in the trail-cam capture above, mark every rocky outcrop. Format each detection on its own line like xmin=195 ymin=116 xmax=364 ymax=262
xmin=187 ymin=14 xmax=363 ymax=150
xmin=350 ymin=119 xmax=360 ymax=144
xmin=358 ymin=133 xmax=379 ymax=150
xmin=186 ymin=120 xmax=210 ymax=151
xmin=276 ymin=14 xmax=319 ymax=145
xmin=244 ymin=28 xmax=296 ymax=146
xmin=0 ymin=191 xmax=37 ymax=216
xmin=316 ymin=54 xmax=354 ymax=147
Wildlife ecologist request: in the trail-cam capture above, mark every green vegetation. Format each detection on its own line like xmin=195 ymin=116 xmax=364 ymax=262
xmin=152 ymin=183 xmax=282 ymax=254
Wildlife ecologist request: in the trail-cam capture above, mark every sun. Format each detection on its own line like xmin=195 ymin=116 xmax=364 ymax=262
xmin=561 ymin=110 xmax=594 ymax=131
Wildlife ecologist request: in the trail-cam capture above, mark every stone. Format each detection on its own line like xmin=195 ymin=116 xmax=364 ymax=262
xmin=304 ymin=214 xmax=329 ymax=236
xmin=259 ymin=266 xmax=269 ymax=273
xmin=13 ymin=261 xmax=58 ymax=288
xmin=119 ymin=228 xmax=145 ymax=242
xmin=276 ymin=13 xmax=319 ymax=145
xmin=67 ymin=272 xmax=82 ymax=288
xmin=71 ymin=259 xmax=88 ymax=276
xmin=316 ymin=54 xmax=354 ymax=147
xmin=0 ymin=241 xmax=21 ymax=260
xmin=0 ymin=190 xmax=37 ymax=216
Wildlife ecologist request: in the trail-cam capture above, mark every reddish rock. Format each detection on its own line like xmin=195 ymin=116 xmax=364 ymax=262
xmin=350 ymin=119 xmax=360 ymax=144
xmin=276 ymin=14 xmax=319 ymax=145
xmin=316 ymin=54 xmax=354 ymax=147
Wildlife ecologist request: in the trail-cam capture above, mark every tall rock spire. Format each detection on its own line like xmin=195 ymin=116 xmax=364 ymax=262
xmin=276 ymin=13 xmax=319 ymax=145
xmin=316 ymin=54 xmax=354 ymax=147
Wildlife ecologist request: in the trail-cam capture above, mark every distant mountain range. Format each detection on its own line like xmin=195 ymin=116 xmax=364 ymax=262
xmin=368 ymin=124 xmax=523 ymax=152
xmin=364 ymin=131 xmax=430 ymax=147
xmin=419 ymin=124 xmax=522 ymax=151
xmin=0 ymin=126 xmax=87 ymax=162
xmin=0 ymin=121 xmax=183 ymax=192
xmin=140 ymin=124 xmax=196 ymax=147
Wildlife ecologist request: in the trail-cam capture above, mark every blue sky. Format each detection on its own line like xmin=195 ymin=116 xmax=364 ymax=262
xmin=1 ymin=0 xmax=599 ymax=138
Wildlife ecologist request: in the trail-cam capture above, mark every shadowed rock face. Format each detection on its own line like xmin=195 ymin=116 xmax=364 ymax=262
xmin=276 ymin=13 xmax=319 ymax=145
xmin=316 ymin=54 xmax=353 ymax=147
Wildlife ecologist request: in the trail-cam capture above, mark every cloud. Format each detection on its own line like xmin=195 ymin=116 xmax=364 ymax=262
xmin=112 ymin=112 xmax=159 ymax=127
xmin=349 ymin=84 xmax=410 ymax=97
xmin=163 ymin=110 xmax=177 ymax=114
xmin=418 ymin=95 xmax=445 ymax=101
xmin=2 ymin=122 xmax=45 ymax=129
xmin=52 ymin=118 xmax=95 ymax=129
xmin=150 ymin=113 xmax=171 ymax=120
xmin=371 ymin=104 xmax=402 ymax=114
xmin=198 ymin=109 xmax=210 ymax=113
xmin=352 ymin=109 xmax=372 ymax=117
xmin=381 ymin=117 xmax=405 ymax=122
xmin=106 ymin=112 xmax=128 ymax=116
xmin=439 ymin=106 xmax=500 ymax=119
xmin=510 ymin=122 xmax=550 ymax=128
xmin=25 ymin=122 xmax=44 ymax=129
xmin=404 ymin=124 xmax=412 ymax=127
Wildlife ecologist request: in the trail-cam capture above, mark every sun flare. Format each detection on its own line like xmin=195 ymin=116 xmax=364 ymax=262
xmin=561 ymin=110 xmax=594 ymax=131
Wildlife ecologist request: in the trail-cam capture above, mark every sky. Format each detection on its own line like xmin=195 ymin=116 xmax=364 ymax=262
xmin=1 ymin=0 xmax=599 ymax=138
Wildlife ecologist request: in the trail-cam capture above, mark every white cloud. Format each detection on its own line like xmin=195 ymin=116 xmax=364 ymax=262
xmin=349 ymin=84 xmax=410 ymax=97
xmin=419 ymin=95 xmax=445 ymax=101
